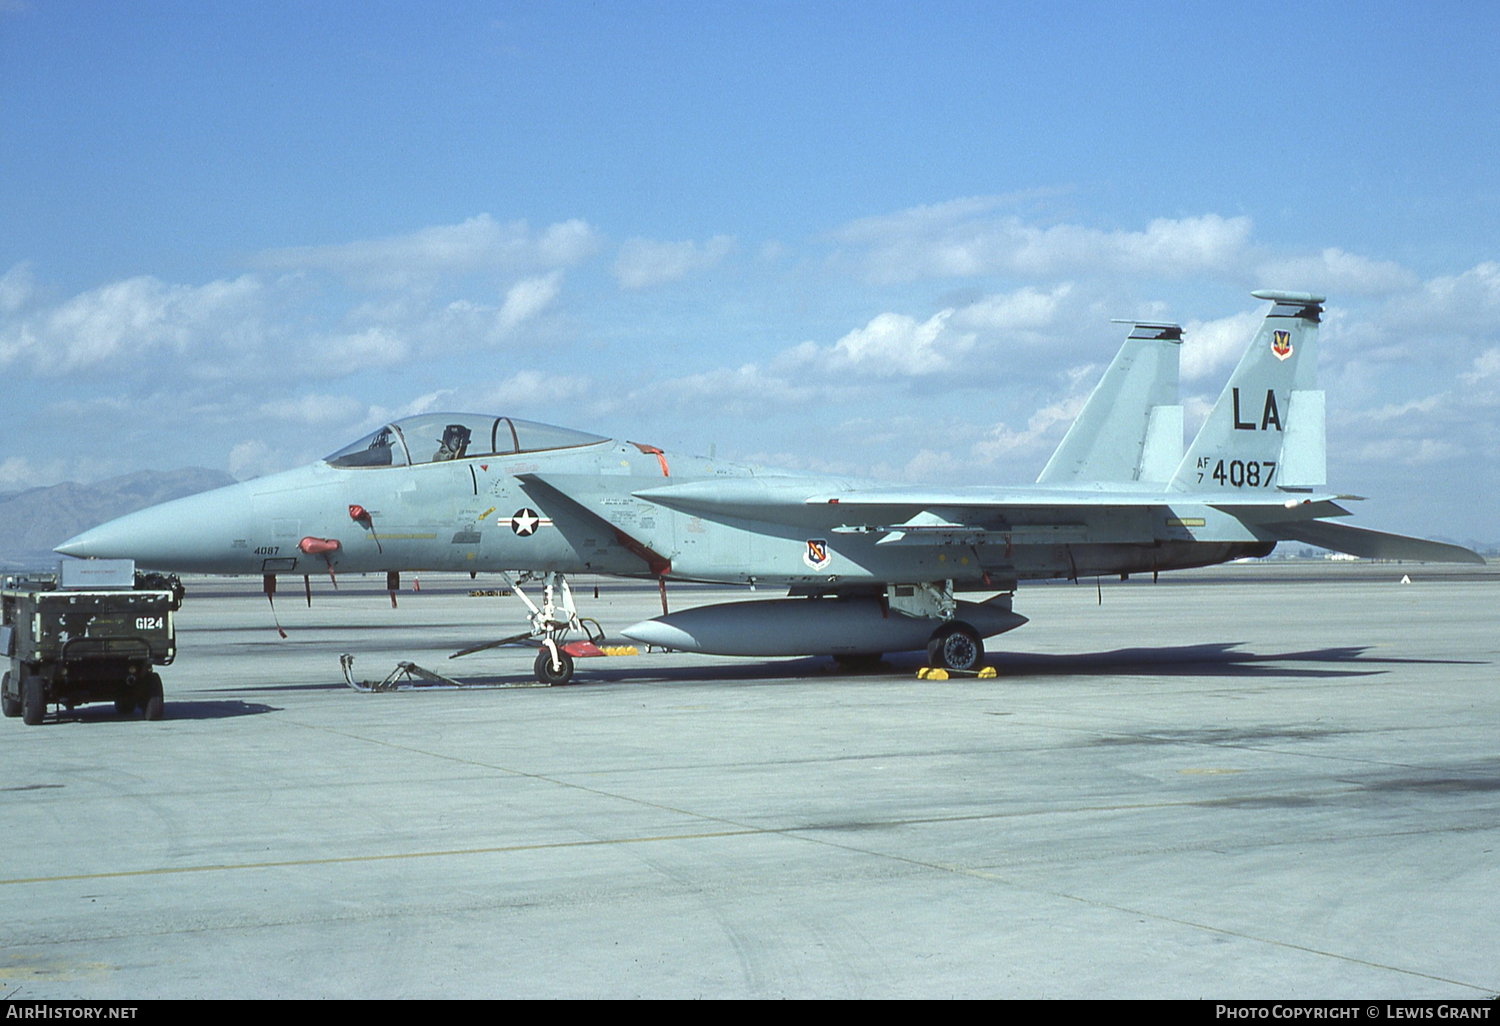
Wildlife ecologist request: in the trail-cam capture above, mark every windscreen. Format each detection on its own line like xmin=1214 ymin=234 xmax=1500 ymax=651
xmin=324 ymin=425 xmax=410 ymax=468
xmin=325 ymin=414 xmax=607 ymax=467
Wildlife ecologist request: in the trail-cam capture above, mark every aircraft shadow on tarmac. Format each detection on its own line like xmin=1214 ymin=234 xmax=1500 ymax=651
xmin=977 ymin=642 xmax=1486 ymax=679
xmin=572 ymin=641 xmax=1486 ymax=685
xmin=139 ymin=641 xmax=1488 ymax=697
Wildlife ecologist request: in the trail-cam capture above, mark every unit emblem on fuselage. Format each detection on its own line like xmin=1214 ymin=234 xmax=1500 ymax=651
xmin=803 ymin=539 xmax=832 ymax=571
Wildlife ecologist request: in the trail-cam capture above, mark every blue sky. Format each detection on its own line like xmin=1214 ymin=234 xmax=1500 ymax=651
xmin=2 ymin=1 xmax=1497 ymax=544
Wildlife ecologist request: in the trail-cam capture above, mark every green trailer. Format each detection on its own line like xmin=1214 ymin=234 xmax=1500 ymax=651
xmin=2 ymin=565 xmax=183 ymax=726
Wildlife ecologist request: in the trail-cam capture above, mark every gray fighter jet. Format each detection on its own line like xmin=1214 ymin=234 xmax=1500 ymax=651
xmin=57 ymin=291 xmax=1483 ymax=683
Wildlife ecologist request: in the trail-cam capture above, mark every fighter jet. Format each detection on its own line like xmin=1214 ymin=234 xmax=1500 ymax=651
xmin=56 ymin=291 xmax=1483 ymax=683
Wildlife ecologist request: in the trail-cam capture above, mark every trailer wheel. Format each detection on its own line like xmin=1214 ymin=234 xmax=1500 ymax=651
xmin=142 ymin=672 xmax=164 ymax=721
xmin=21 ymin=674 xmax=46 ymax=726
xmin=533 ymin=648 xmax=574 ymax=685
xmin=1 ymin=672 xmax=18 ymax=718
xmin=927 ymin=622 xmax=985 ymax=672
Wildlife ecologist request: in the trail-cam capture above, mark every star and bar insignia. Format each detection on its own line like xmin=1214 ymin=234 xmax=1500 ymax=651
xmin=500 ymin=508 xmax=552 ymax=536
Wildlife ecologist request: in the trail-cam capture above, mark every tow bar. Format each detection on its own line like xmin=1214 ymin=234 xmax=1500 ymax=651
xmin=339 ymin=654 xmax=555 ymax=692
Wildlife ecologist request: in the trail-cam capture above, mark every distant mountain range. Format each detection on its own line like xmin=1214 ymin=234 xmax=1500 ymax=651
xmin=0 ymin=468 xmax=236 ymax=570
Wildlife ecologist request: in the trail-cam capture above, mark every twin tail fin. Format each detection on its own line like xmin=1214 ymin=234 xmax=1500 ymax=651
xmin=1169 ymin=291 xmax=1326 ymax=494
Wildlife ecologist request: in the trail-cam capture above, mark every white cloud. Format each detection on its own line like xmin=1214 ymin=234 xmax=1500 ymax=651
xmin=0 ymin=262 xmax=33 ymax=313
xmin=259 ymin=394 xmax=367 ymax=425
xmin=834 ymin=195 xmax=1027 ymax=249
xmin=902 ymin=448 xmax=972 ymax=481
xmin=950 ymin=283 xmax=1074 ymax=334
xmin=1182 ymin=394 xmax=1215 ymax=438
xmin=0 ymin=256 xmax=575 ymax=387
xmin=971 ymin=395 xmax=1087 ymax=461
xmin=228 ymin=440 xmax=298 ymax=480
xmin=259 ymin=214 xmax=601 ymax=289
xmin=399 ymin=391 xmax=454 ymax=417
xmin=750 ymin=285 xmax=1077 ymax=393
xmin=479 ymin=370 xmax=593 ymax=410
xmin=643 ymin=363 xmax=823 ymax=416
xmin=314 ymin=326 xmax=409 ymax=371
xmin=1348 ymin=436 xmax=1462 ymax=466
xmin=758 ymin=240 xmax=788 ymax=262
xmin=535 ymin=220 xmax=601 ymax=266
xmin=1386 ymin=261 xmax=1500 ymax=337
xmin=835 ymin=200 xmax=1251 ymax=283
xmin=496 ymin=271 xmax=562 ymax=332
xmin=824 ymin=309 xmax=973 ymax=377
xmin=613 ymin=235 xmax=734 ymax=289
xmin=0 ymin=274 xmax=264 ymax=374
xmin=332 ymin=271 xmax=561 ymax=351
xmin=1461 ymin=347 xmax=1500 ymax=385
xmin=1180 ymin=309 xmax=1263 ymax=382
xmin=0 ymin=456 xmax=63 ymax=490
xmin=1256 ymin=248 xmax=1416 ymax=296
xmin=1342 ymin=394 xmax=1448 ymax=425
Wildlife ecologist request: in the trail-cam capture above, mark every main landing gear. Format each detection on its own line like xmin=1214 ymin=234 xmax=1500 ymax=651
xmin=927 ymin=621 xmax=984 ymax=672
xmin=888 ymin=580 xmax=989 ymax=673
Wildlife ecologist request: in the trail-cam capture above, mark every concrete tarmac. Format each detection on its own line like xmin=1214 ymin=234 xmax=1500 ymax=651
xmin=2 ymin=562 xmax=1497 ymax=998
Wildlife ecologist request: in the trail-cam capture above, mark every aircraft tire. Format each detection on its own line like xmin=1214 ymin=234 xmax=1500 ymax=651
xmin=21 ymin=674 xmax=46 ymax=726
xmin=1 ymin=673 xmax=19 ymax=718
xmin=534 ymin=649 xmax=574 ymax=686
xmin=927 ymin=622 xmax=984 ymax=672
xmin=142 ymin=672 xmax=164 ymax=721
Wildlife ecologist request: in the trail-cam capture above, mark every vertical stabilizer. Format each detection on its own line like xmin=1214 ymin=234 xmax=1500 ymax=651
xmin=1038 ymin=322 xmax=1182 ymax=485
xmin=1169 ymin=291 xmax=1324 ymax=493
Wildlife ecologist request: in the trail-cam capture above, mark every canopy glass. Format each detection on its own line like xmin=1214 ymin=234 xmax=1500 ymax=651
xmin=325 ymin=414 xmax=607 ymax=468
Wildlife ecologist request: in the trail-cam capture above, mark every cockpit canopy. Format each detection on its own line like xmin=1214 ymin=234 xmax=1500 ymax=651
xmin=324 ymin=413 xmax=608 ymax=468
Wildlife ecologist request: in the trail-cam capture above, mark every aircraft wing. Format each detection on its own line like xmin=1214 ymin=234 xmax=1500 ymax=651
xmin=1259 ymin=520 xmax=1487 ymax=564
xmin=625 ymin=478 xmax=1485 ymax=563
xmin=632 ymin=479 xmax=1159 ymax=516
xmin=632 ymin=479 xmax=1340 ymax=517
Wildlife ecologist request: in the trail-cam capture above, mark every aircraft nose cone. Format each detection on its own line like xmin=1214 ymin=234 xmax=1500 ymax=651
xmin=54 ymin=526 xmax=111 ymax=558
xmin=54 ymin=483 xmax=253 ymax=571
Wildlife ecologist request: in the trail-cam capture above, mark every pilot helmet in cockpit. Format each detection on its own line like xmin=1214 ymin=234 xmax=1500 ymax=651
xmin=434 ymin=423 xmax=472 ymax=461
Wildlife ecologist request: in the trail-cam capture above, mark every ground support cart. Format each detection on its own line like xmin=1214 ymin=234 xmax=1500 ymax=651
xmin=2 ymin=567 xmax=182 ymax=726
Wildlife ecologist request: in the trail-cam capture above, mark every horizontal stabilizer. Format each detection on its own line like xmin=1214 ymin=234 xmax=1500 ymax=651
xmin=1266 ymin=521 xmax=1486 ymax=564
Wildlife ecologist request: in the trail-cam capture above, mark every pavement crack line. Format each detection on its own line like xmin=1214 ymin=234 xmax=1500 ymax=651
xmin=772 ymin=828 xmax=1498 ymax=995
xmin=10 ymin=717 xmax=1495 ymax=994
xmin=0 ymin=828 xmax=764 ymax=887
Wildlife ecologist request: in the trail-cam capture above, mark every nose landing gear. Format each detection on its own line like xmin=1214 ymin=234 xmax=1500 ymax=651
xmin=452 ymin=571 xmax=617 ymax=685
